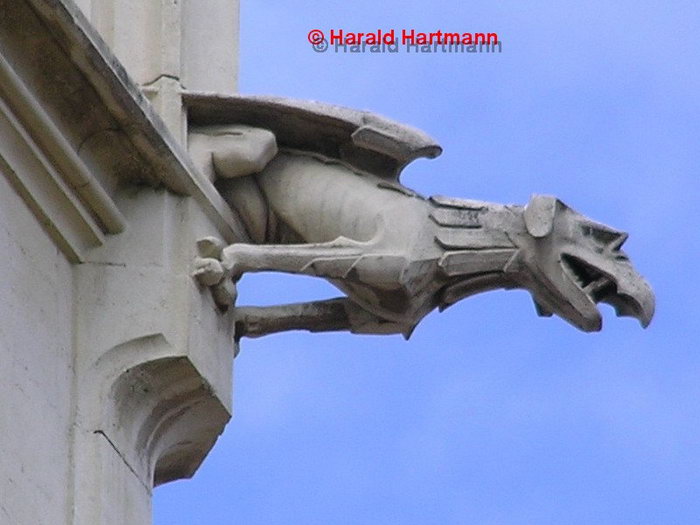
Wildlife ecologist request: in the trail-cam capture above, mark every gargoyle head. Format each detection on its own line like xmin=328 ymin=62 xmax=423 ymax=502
xmin=513 ymin=195 xmax=655 ymax=332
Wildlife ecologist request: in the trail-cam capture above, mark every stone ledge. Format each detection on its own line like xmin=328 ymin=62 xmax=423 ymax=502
xmin=2 ymin=0 xmax=249 ymax=245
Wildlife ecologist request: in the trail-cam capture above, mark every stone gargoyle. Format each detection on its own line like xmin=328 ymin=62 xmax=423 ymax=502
xmin=187 ymin=96 xmax=654 ymax=339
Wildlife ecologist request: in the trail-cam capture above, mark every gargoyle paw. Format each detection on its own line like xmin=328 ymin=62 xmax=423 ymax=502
xmin=212 ymin=280 xmax=238 ymax=311
xmin=193 ymin=257 xmax=225 ymax=286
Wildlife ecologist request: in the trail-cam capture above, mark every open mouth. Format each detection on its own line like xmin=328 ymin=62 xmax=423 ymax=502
xmin=560 ymin=254 xmax=650 ymax=325
xmin=561 ymin=254 xmax=616 ymax=302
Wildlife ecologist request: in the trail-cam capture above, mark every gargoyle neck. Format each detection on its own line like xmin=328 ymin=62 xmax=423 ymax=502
xmin=435 ymin=203 xmax=527 ymax=309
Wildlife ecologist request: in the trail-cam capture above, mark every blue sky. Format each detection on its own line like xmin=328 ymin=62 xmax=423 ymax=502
xmin=155 ymin=1 xmax=699 ymax=523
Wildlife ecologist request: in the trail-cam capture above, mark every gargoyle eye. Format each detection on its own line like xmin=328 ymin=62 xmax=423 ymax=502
xmin=581 ymin=224 xmax=628 ymax=250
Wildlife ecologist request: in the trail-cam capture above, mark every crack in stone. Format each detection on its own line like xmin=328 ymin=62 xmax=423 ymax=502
xmin=93 ymin=430 xmax=151 ymax=493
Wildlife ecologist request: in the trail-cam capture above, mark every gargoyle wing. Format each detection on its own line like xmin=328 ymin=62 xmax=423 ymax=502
xmin=183 ymin=93 xmax=442 ymax=182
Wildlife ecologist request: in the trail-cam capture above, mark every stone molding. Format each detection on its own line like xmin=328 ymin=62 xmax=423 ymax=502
xmin=0 ymin=1 xmax=244 ymax=523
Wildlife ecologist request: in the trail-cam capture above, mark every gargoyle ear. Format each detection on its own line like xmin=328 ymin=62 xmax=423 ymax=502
xmin=524 ymin=194 xmax=559 ymax=238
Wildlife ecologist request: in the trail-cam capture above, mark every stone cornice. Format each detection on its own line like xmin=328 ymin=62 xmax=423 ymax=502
xmin=2 ymin=0 xmax=248 ymax=246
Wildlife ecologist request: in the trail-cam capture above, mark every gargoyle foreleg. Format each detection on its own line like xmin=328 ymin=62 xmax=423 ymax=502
xmin=221 ymin=237 xmax=369 ymax=281
xmin=235 ymin=297 xmax=413 ymax=339
xmin=193 ymin=236 xmax=387 ymax=311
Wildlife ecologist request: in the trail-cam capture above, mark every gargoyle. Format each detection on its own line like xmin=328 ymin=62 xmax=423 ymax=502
xmin=188 ymin=96 xmax=654 ymax=339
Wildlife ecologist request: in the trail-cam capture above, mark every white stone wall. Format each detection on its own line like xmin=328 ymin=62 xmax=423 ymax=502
xmin=0 ymin=167 xmax=74 ymax=524
xmin=0 ymin=1 xmax=243 ymax=522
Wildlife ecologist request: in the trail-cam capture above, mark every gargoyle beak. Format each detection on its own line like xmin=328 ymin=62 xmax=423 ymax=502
xmin=557 ymin=251 xmax=655 ymax=331
xmin=598 ymin=263 xmax=655 ymax=328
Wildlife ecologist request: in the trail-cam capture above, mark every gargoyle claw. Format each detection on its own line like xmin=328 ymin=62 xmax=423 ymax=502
xmin=194 ymin=237 xmax=239 ymax=310
xmin=212 ymin=280 xmax=238 ymax=310
xmin=196 ymin=236 xmax=225 ymax=259
xmin=193 ymin=257 xmax=225 ymax=287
